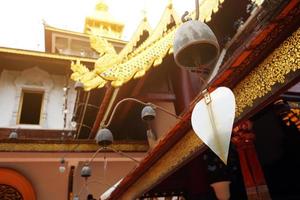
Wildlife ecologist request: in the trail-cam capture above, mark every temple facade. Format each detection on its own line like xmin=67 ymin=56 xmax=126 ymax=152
xmin=0 ymin=0 xmax=299 ymax=200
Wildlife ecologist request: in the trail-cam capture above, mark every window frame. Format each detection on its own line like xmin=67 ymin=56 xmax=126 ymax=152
xmin=17 ymin=89 xmax=45 ymax=125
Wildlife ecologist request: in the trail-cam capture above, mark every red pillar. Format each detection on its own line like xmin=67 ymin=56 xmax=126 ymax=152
xmin=231 ymin=121 xmax=271 ymax=200
xmin=171 ymin=67 xmax=196 ymax=114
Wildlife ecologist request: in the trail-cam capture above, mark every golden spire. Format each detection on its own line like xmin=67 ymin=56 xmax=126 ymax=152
xmin=84 ymin=0 xmax=124 ymax=39
xmin=167 ymin=0 xmax=173 ymax=9
xmin=141 ymin=9 xmax=147 ymax=21
xmin=96 ymin=0 xmax=109 ymax=11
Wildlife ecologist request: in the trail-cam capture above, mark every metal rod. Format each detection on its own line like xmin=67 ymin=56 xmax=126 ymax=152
xmin=80 ymin=124 xmax=92 ymax=131
xmin=87 ymin=147 xmax=105 ymax=165
xmin=76 ymin=91 xmax=91 ymax=139
xmin=86 ymin=146 xmax=140 ymax=164
xmin=60 ymin=143 xmax=81 ymax=162
xmin=106 ymin=146 xmax=140 ymax=164
xmin=195 ymin=0 xmax=200 ymax=20
xmin=148 ymin=102 xmax=183 ymax=120
xmin=76 ymin=103 xmax=99 ymax=110
xmin=181 ymin=11 xmax=190 ymax=23
xmin=203 ymin=90 xmax=224 ymax=163
xmin=77 ymin=179 xmax=116 ymax=198
xmin=102 ymin=97 xmax=182 ymax=128
xmin=181 ymin=0 xmax=200 ymax=22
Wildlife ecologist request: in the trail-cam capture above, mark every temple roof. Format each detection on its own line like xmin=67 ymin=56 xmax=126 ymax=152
xmin=118 ymin=16 xmax=152 ymax=58
xmin=0 ymin=47 xmax=96 ymax=63
xmin=104 ymin=0 xmax=224 ymax=85
xmin=75 ymin=0 xmax=226 ymax=89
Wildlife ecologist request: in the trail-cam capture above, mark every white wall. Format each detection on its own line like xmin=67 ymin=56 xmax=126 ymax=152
xmin=0 ymin=67 xmax=76 ymax=129
xmin=0 ymin=70 xmax=18 ymax=126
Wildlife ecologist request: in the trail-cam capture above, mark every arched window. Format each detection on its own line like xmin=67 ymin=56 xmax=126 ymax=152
xmin=0 ymin=168 xmax=36 ymax=200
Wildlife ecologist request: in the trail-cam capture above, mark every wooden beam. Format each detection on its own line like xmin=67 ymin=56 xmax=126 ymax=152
xmin=89 ymin=86 xmax=114 ymax=139
xmin=67 ymin=166 xmax=75 ymax=200
xmin=0 ymin=140 xmax=148 ymax=152
xmin=212 ymin=0 xmax=299 ymax=88
xmin=136 ymin=92 xmax=176 ymax=102
xmin=117 ymin=74 xmax=149 ymax=122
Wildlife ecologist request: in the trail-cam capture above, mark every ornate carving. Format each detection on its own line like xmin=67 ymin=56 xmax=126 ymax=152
xmin=232 ymin=121 xmax=271 ymax=199
xmin=231 ymin=120 xmax=255 ymax=148
xmin=233 ymin=27 xmax=300 ymax=116
xmin=70 ymin=0 xmax=225 ymax=90
xmin=10 ymin=67 xmax=54 ymax=127
xmin=274 ymin=100 xmax=300 ymax=131
xmin=0 ymin=142 xmax=148 ymax=152
xmin=0 ymin=168 xmax=36 ymax=200
xmin=15 ymin=67 xmax=53 ymax=89
xmin=0 ymin=184 xmax=23 ymax=200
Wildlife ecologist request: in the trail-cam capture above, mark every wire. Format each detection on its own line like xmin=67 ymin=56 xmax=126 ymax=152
xmin=102 ymin=97 xmax=182 ymax=128
xmin=106 ymin=146 xmax=140 ymax=164
xmin=86 ymin=146 xmax=140 ymax=165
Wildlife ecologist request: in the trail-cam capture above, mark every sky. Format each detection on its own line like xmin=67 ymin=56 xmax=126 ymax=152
xmin=0 ymin=0 xmax=195 ymax=51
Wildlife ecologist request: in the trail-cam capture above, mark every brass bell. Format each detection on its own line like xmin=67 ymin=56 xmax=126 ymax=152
xmin=173 ymin=20 xmax=220 ymax=83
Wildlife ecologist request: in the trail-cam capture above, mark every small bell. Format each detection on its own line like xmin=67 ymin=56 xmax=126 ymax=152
xmin=95 ymin=128 xmax=113 ymax=146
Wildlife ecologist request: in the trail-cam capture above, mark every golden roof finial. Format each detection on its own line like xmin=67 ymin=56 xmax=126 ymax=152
xmin=141 ymin=9 xmax=148 ymax=21
xmin=84 ymin=0 xmax=124 ymax=38
xmin=167 ymin=0 xmax=173 ymax=9
xmin=96 ymin=0 xmax=109 ymax=12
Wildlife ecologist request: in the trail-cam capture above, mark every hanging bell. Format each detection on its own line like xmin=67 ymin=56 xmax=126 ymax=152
xmin=80 ymin=164 xmax=91 ymax=178
xmin=141 ymin=106 xmax=156 ymax=121
xmin=95 ymin=128 xmax=113 ymax=146
xmin=173 ymin=20 xmax=220 ymax=84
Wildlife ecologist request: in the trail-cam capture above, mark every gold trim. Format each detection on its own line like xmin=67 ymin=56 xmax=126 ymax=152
xmin=118 ymin=17 xmax=152 ymax=58
xmin=45 ymin=25 xmax=127 ymax=44
xmin=234 ymin=27 xmax=300 ymax=116
xmin=45 ymin=25 xmax=89 ymax=38
xmin=131 ymin=2 xmax=180 ymax=54
xmin=0 ymin=47 xmax=96 ymax=63
xmin=120 ymin=130 xmax=204 ymax=199
xmin=0 ymin=142 xmax=148 ymax=152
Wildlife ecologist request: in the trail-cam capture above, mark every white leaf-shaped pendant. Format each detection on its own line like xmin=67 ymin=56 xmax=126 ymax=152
xmin=191 ymin=87 xmax=236 ymax=164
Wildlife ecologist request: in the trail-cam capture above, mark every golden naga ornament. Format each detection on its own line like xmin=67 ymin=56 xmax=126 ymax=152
xmin=70 ymin=0 xmax=225 ymax=91
xmin=70 ymin=28 xmax=174 ymax=90
xmin=71 ymin=28 xmax=121 ymax=91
